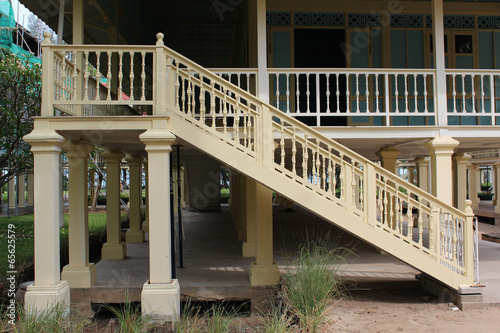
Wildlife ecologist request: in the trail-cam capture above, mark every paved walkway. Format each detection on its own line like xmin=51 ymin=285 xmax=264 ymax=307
xmin=88 ymin=203 xmax=500 ymax=308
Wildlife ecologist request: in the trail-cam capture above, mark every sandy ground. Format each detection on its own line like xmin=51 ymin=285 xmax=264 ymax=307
xmin=319 ymin=221 xmax=500 ymax=333
xmin=322 ymin=289 xmax=500 ymax=333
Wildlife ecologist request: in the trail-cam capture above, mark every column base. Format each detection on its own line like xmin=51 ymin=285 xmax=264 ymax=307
xmin=141 ymin=279 xmax=180 ymax=321
xmin=242 ymin=241 xmax=255 ymax=257
xmin=61 ymin=263 xmax=97 ymax=288
xmin=126 ymin=229 xmax=145 ymax=243
xmin=101 ymin=242 xmax=127 ymax=260
xmin=24 ymin=281 xmax=70 ymax=316
xmin=142 ymin=221 xmax=149 ymax=233
xmin=249 ymin=262 xmax=280 ymax=286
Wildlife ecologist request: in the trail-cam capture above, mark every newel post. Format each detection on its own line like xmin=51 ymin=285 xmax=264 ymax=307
xmin=463 ymin=200 xmax=475 ymax=285
xmin=154 ymin=33 xmax=168 ymax=115
xmin=41 ymin=32 xmax=54 ymax=116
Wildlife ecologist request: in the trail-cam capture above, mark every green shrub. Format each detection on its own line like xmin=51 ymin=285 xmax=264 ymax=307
xmin=478 ymin=192 xmax=494 ymax=201
xmin=481 ymin=182 xmax=492 ymax=192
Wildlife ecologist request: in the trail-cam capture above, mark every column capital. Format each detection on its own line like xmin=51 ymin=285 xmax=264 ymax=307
xmin=101 ymin=149 xmax=125 ymax=162
xmin=125 ymin=154 xmax=145 ymax=166
xmin=63 ymin=141 xmax=94 ymax=158
xmin=376 ymin=148 xmax=400 ymax=173
xmin=416 ymin=156 xmax=430 ymax=166
xmin=494 ymin=160 xmax=500 ymax=168
xmin=139 ymin=130 xmax=176 ymax=152
xmin=453 ymin=153 xmax=472 ymax=165
xmin=376 ymin=147 xmax=401 ymax=160
xmin=424 ymin=136 xmax=459 ymax=155
xmin=468 ymin=162 xmax=479 ymax=170
xmin=23 ymin=130 xmax=67 ymax=153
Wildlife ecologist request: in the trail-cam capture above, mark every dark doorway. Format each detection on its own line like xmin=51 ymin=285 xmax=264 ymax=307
xmin=294 ymin=29 xmax=347 ymax=126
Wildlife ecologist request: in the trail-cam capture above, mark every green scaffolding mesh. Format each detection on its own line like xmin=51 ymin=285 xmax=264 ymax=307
xmin=0 ymin=0 xmax=16 ymax=47
xmin=0 ymin=0 xmax=40 ymax=63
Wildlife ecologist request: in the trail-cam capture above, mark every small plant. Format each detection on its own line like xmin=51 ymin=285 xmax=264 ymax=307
xmin=201 ymin=302 xmax=236 ymax=333
xmin=281 ymin=241 xmax=349 ymax=332
xmin=14 ymin=302 xmax=91 ymax=333
xmin=260 ymin=297 xmax=294 ymax=333
xmin=174 ymin=301 xmax=202 ymax=333
xmin=100 ymin=297 xmax=154 ymax=333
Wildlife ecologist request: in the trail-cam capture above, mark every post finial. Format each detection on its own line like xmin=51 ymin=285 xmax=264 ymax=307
xmin=42 ymin=32 xmax=52 ymax=45
xmin=156 ymin=32 xmax=164 ymax=46
xmin=464 ymin=199 xmax=474 ymax=215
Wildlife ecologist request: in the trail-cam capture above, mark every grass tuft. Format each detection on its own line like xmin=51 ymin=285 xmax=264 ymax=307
xmin=281 ymin=240 xmax=350 ymax=332
xmin=13 ymin=303 xmax=92 ymax=332
xmin=201 ymin=302 xmax=237 ymax=333
xmin=260 ymin=297 xmax=294 ymax=333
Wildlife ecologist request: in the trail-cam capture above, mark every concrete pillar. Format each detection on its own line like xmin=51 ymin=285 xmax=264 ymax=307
xmin=255 ymin=0 xmax=268 ymax=102
xmin=101 ymin=150 xmax=127 ymax=260
xmin=8 ymin=178 xmax=15 ymax=209
xmin=18 ymin=173 xmax=26 ymax=207
xmin=376 ymin=148 xmax=400 ymax=173
xmin=242 ymin=177 xmax=256 ymax=257
xmin=125 ymin=155 xmax=145 ymax=243
xmin=180 ymin=165 xmax=187 ymax=208
xmin=27 ymin=172 xmax=34 ymax=206
xmin=23 ymin=130 xmax=69 ymax=315
xmin=425 ymin=137 xmax=459 ymax=206
xmin=494 ymin=162 xmax=500 ymax=213
xmin=416 ymin=156 xmax=430 ymax=193
xmin=468 ymin=163 xmax=480 ymax=210
xmin=72 ymin=0 xmax=84 ymax=115
xmin=432 ymin=0 xmax=448 ymax=126
xmin=453 ymin=153 xmax=471 ymax=212
xmin=142 ymin=160 xmax=149 ymax=233
xmin=172 ymin=165 xmax=178 ymax=215
xmin=381 ymin=0 xmax=391 ymax=68
xmin=61 ymin=142 xmax=96 ymax=288
xmin=184 ymin=154 xmax=221 ymax=211
xmin=408 ymin=165 xmax=416 ymax=185
xmin=249 ymin=183 xmax=279 ymax=286
xmin=139 ymin=130 xmax=180 ymax=320
xmin=237 ymin=174 xmax=247 ymax=241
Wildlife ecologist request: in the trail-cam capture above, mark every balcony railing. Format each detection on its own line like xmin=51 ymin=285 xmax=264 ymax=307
xmin=210 ymin=68 xmax=500 ymax=127
xmin=41 ymin=33 xmax=500 ymax=127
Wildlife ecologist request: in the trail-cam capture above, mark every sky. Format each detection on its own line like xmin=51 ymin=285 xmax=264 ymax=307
xmin=11 ymin=0 xmax=35 ymax=27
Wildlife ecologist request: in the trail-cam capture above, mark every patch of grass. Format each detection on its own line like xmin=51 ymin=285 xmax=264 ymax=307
xmin=221 ymin=188 xmax=230 ymax=204
xmin=0 ymin=213 xmax=107 ymax=283
xmin=260 ymin=297 xmax=294 ymax=333
xmin=12 ymin=302 xmax=92 ymax=332
xmin=174 ymin=302 xmax=203 ymax=333
xmin=0 ymin=215 xmax=35 ymax=282
xmin=100 ymin=299 xmax=155 ymax=333
xmin=201 ymin=302 xmax=237 ymax=333
xmin=281 ymin=241 xmax=349 ymax=333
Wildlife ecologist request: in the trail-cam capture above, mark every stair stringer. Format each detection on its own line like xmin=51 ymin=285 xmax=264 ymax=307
xmin=168 ymin=113 xmax=468 ymax=291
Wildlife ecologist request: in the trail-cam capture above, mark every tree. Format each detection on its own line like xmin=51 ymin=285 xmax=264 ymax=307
xmin=27 ymin=14 xmax=57 ymax=43
xmin=0 ymin=50 xmax=41 ymax=188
